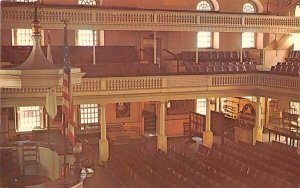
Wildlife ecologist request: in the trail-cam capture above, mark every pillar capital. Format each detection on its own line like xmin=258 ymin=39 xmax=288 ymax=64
xmin=98 ymin=103 xmax=106 ymax=108
xmin=160 ymin=100 xmax=166 ymax=105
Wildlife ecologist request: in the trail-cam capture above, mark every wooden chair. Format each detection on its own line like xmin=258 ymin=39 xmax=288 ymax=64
xmin=22 ymin=142 xmax=39 ymax=175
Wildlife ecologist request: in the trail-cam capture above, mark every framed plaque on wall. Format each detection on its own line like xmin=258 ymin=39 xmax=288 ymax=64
xmin=116 ymin=103 xmax=130 ymax=117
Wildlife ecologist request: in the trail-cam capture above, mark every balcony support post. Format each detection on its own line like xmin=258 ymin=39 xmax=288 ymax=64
xmin=157 ymin=100 xmax=167 ymax=152
xmin=99 ymin=104 xmax=109 ymax=164
xmin=203 ymin=98 xmax=213 ymax=148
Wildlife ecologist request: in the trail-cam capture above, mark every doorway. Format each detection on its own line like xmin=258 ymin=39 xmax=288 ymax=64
xmin=143 ymin=103 xmax=156 ymax=136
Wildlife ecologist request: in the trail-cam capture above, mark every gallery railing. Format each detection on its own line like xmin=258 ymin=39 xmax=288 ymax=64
xmin=2 ymin=3 xmax=300 ymax=33
xmin=1 ymin=73 xmax=299 ymax=100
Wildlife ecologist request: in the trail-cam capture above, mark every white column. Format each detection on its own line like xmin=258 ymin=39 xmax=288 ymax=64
xmin=240 ymin=32 xmax=243 ymax=63
xmin=203 ymin=98 xmax=213 ymax=148
xmin=297 ymin=141 xmax=300 ymax=155
xmin=157 ymin=100 xmax=167 ymax=152
xmin=196 ymin=31 xmax=198 ymax=63
xmin=215 ymin=98 xmax=220 ymax=112
xmin=253 ymin=96 xmax=263 ymax=145
xmin=99 ymin=104 xmax=109 ymax=164
xmin=93 ymin=30 xmax=96 ymax=65
xmin=265 ymin=98 xmax=270 ymax=127
xmin=153 ymin=31 xmax=157 ymax=65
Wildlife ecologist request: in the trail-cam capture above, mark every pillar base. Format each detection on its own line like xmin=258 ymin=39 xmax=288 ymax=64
xmin=203 ymin=131 xmax=213 ymax=148
xmin=253 ymin=127 xmax=263 ymax=145
xmin=99 ymin=139 xmax=109 ymax=164
xmin=157 ymin=134 xmax=167 ymax=153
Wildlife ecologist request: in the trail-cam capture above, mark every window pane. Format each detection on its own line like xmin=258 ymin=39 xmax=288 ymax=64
xmin=196 ymin=1 xmax=213 ymax=48
xmin=18 ymin=106 xmax=42 ymax=132
xmin=243 ymin=3 xmax=255 ymax=13
xmin=197 ymin=31 xmax=212 ymax=48
xmin=197 ymin=1 xmax=212 ymax=11
xmin=80 ymin=104 xmax=99 ymax=124
xmin=15 ymin=29 xmax=33 ymax=46
xmin=78 ymin=0 xmax=96 ymax=5
xmin=196 ymin=98 xmax=207 ymax=115
xmin=77 ymin=30 xmax=96 ymax=46
xmin=242 ymin=32 xmax=255 ymax=48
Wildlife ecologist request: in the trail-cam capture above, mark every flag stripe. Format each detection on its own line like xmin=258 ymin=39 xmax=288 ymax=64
xmin=67 ymin=123 xmax=75 ymax=145
xmin=62 ymin=21 xmax=75 ymax=145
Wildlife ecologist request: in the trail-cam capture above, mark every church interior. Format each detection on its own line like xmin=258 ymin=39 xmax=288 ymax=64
xmin=0 ymin=0 xmax=300 ymax=187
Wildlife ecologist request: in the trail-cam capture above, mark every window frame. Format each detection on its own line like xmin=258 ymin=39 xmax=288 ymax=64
xmin=78 ymin=0 xmax=97 ymax=6
xmin=242 ymin=2 xmax=256 ymax=49
xmin=79 ymin=104 xmax=99 ymax=125
xmin=242 ymin=2 xmax=256 ymax=14
xmin=196 ymin=98 xmax=207 ymax=115
xmin=196 ymin=0 xmax=213 ymax=49
xmin=12 ymin=28 xmax=44 ymax=46
xmin=197 ymin=31 xmax=213 ymax=49
xmin=196 ymin=0 xmax=213 ymax=11
xmin=76 ymin=30 xmax=98 ymax=46
xmin=16 ymin=106 xmax=44 ymax=132
xmin=242 ymin=32 xmax=256 ymax=48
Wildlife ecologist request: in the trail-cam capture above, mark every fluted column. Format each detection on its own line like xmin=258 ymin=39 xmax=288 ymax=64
xmin=99 ymin=104 xmax=109 ymax=164
xmin=253 ymin=96 xmax=263 ymax=145
xmin=157 ymin=100 xmax=167 ymax=152
xmin=203 ymin=98 xmax=213 ymax=148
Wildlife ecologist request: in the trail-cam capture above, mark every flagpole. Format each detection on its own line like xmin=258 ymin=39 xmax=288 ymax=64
xmin=60 ymin=19 xmax=71 ymax=187
xmin=62 ymin=110 xmax=67 ymax=185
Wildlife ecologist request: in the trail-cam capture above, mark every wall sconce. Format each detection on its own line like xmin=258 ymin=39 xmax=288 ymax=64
xmin=166 ymin=101 xmax=171 ymax=108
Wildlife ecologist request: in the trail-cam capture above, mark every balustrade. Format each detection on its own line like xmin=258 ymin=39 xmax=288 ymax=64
xmin=2 ymin=3 xmax=300 ymax=33
xmin=1 ymin=73 xmax=299 ymax=95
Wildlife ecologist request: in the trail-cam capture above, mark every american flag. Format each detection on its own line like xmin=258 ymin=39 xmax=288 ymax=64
xmin=62 ymin=21 xmax=75 ymax=145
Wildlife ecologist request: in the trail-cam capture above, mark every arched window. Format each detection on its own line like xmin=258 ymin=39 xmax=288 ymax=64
xmin=78 ymin=0 xmax=96 ymax=6
xmin=197 ymin=0 xmax=212 ymax=11
xmin=197 ymin=0 xmax=213 ymax=48
xmin=242 ymin=2 xmax=256 ymax=48
xmin=242 ymin=2 xmax=256 ymax=13
xmin=76 ymin=0 xmax=105 ymax=46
